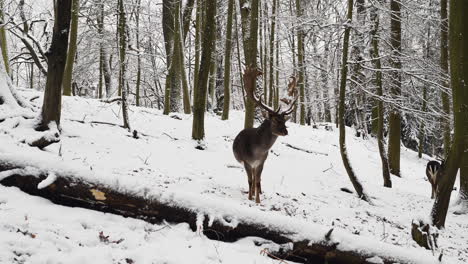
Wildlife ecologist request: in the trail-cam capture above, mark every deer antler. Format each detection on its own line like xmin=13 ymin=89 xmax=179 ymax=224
xmin=281 ymin=76 xmax=299 ymax=115
xmin=287 ymin=76 xmax=297 ymax=97
xmin=243 ymin=67 xmax=279 ymax=114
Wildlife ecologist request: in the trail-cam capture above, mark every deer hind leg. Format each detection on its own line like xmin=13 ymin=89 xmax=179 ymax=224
xmin=244 ymin=164 xmax=253 ymax=200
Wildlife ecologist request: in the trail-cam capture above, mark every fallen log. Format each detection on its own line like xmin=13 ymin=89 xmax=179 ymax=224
xmin=0 ymin=155 xmax=440 ymax=264
xmin=282 ymin=142 xmax=328 ymax=156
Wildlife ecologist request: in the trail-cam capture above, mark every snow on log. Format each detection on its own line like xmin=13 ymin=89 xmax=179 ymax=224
xmin=0 ymin=149 xmax=442 ymax=264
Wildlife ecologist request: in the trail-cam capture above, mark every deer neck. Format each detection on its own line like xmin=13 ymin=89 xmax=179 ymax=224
xmin=257 ymin=120 xmax=278 ymax=150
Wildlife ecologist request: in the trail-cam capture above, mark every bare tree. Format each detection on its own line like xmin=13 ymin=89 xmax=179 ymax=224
xmin=38 ymin=0 xmax=72 ymax=130
xmin=338 ymin=0 xmax=370 ymax=202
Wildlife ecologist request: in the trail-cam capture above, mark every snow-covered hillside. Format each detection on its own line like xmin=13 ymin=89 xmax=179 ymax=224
xmin=1 ymin=90 xmax=467 ymax=263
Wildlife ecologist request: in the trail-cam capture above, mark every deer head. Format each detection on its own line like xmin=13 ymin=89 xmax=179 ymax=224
xmin=243 ymin=67 xmax=298 ymax=136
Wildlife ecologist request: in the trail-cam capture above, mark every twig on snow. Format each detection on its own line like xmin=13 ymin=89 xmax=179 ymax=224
xmin=282 ymin=142 xmax=328 ymax=156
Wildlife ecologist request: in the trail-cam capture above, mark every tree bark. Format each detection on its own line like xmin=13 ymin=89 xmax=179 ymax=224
xmin=174 ymin=0 xmax=191 ymax=114
xmin=162 ymin=0 xmax=180 ymax=114
xmin=387 ymin=0 xmax=402 ymax=177
xmin=207 ymin=26 xmax=217 ymax=111
xmin=419 ymin=8 xmax=432 ymax=159
xmin=430 ymin=0 xmax=468 ymax=228
xmin=191 ymin=0 xmax=202 ymax=115
xmin=350 ymin=0 xmax=367 ymax=137
xmin=191 ymin=0 xmax=217 ymax=140
xmin=118 ymin=0 xmax=130 ymax=131
xmin=38 ymin=0 xmax=72 ymax=130
xmin=62 ymin=0 xmax=79 ymax=96
xmin=440 ymin=0 xmax=451 ymax=158
xmin=418 ymin=85 xmax=427 ymax=158
xmin=338 ymin=0 xmax=370 ymax=203
xmin=135 ymin=0 xmax=141 ymax=106
xmin=296 ymin=0 xmax=305 ymax=125
xmin=0 ymin=0 xmax=10 ymax=75
xmin=181 ymin=0 xmax=195 ymax=41
xmin=274 ymin=17 xmax=279 ymax=110
xmin=460 ymin=151 xmax=468 ymax=207
xmin=267 ymin=0 xmax=276 ymax=107
xmin=221 ymin=0 xmax=234 ymax=120
xmin=370 ymin=6 xmax=391 ymax=188
xmin=243 ymin=0 xmax=259 ymax=129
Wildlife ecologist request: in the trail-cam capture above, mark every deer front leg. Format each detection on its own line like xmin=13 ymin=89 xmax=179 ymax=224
xmin=244 ymin=164 xmax=253 ymax=200
xmin=256 ymin=164 xmax=264 ymax=194
xmin=254 ymin=174 xmax=261 ymax=203
xmin=431 ymin=184 xmax=436 ymax=199
xmin=254 ymin=167 xmax=263 ymax=204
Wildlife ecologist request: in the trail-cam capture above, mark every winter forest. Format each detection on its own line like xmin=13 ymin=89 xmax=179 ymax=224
xmin=0 ymin=0 xmax=467 ymax=263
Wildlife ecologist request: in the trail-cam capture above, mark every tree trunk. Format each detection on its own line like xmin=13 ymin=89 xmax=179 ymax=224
xmin=162 ymin=0 xmax=180 ymax=114
xmin=191 ymin=0 xmax=217 ymax=140
xmin=235 ymin=8 xmax=246 ymax=108
xmin=350 ymin=0 xmax=366 ymax=137
xmin=430 ymin=0 xmax=468 ymax=228
xmin=174 ymin=0 xmax=191 ymax=114
xmin=191 ymin=0 xmax=202 ymax=114
xmin=162 ymin=0 xmax=195 ymax=114
xmin=289 ymin=0 xmax=297 ymax=123
xmin=418 ymin=86 xmax=427 ymax=158
xmin=274 ymin=20 xmax=279 ymax=110
xmin=460 ymin=152 xmax=468 ymax=208
xmin=97 ymin=1 xmax=112 ymax=98
xmin=419 ymin=9 xmax=432 ymax=159
xmin=268 ymin=0 xmax=277 ymax=107
xmin=387 ymin=0 xmax=402 ymax=177
xmin=38 ymin=0 xmax=72 ymax=130
xmin=440 ymin=0 xmax=450 ymax=158
xmin=370 ymin=6 xmax=391 ymax=188
xmin=221 ymin=0 xmax=234 ymax=120
xmin=338 ymin=0 xmax=370 ymax=203
xmin=135 ymin=0 xmax=142 ymax=106
xmin=296 ymin=0 xmax=306 ymax=125
xmin=242 ymin=0 xmax=259 ymax=129
xmin=208 ymin=30 xmax=217 ymax=110
xmin=118 ymin=0 xmax=130 ymax=131
xmin=0 ymin=0 xmax=10 ymax=76
xmin=181 ymin=0 xmax=195 ymax=41
xmin=98 ymin=4 xmax=103 ymax=99
xmin=62 ymin=0 xmax=79 ymax=96
xmin=322 ymin=35 xmax=332 ymax=123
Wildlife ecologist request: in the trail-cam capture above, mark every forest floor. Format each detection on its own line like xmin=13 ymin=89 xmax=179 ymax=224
xmin=1 ymin=90 xmax=467 ymax=263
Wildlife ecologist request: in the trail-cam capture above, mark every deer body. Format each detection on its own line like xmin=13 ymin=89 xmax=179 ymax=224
xmin=233 ymin=120 xmax=279 ymax=203
xmin=233 ymin=67 xmax=296 ymax=203
xmin=426 ymin=160 xmax=442 ymax=199
xmin=233 ymin=122 xmax=278 ymax=167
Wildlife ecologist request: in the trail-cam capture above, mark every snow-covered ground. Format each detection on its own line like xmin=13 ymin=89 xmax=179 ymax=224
xmin=1 ymin=90 xmax=467 ymax=263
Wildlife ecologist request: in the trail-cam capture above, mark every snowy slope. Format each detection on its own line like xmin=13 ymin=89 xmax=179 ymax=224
xmin=1 ymin=90 xmax=467 ymax=263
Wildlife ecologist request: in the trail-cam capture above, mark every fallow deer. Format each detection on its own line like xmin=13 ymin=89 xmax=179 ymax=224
xmin=233 ymin=67 xmax=298 ymax=203
xmin=426 ymin=160 xmax=442 ymax=199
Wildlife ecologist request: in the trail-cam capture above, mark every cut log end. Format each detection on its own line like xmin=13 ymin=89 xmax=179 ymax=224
xmin=411 ymin=220 xmax=438 ymax=250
